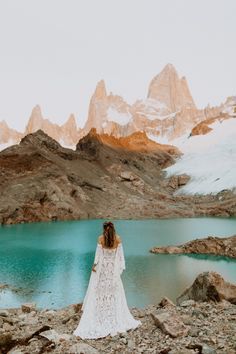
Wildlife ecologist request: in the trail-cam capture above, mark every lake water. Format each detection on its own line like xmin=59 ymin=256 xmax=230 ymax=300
xmin=0 ymin=218 xmax=235 ymax=309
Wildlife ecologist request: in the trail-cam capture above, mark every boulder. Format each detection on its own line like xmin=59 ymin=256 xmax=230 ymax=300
xmin=158 ymin=297 xmax=175 ymax=308
xmin=177 ymin=272 xmax=236 ymax=305
xmin=8 ymin=349 xmax=25 ymax=354
xmin=70 ymin=343 xmax=99 ymax=354
xmin=179 ymin=300 xmax=196 ymax=307
xmin=151 ymin=311 xmax=189 ymax=338
xmin=21 ymin=303 xmax=36 ymax=313
xmin=169 ymin=350 xmax=195 ymax=354
xmin=39 ymin=329 xmax=72 ymax=344
xmin=0 ymin=309 xmax=10 ymax=317
xmin=119 ymin=170 xmax=136 ymax=181
xmin=0 ymin=333 xmax=15 ymax=353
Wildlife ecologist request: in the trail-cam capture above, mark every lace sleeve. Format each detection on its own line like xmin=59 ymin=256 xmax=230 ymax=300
xmin=94 ymin=243 xmax=102 ymax=264
xmin=117 ymin=243 xmax=126 ymax=274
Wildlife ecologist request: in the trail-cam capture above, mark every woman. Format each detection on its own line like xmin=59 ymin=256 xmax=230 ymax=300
xmin=73 ymin=221 xmax=141 ymax=339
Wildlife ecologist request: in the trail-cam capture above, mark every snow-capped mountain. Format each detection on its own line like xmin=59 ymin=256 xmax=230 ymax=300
xmin=0 ymin=64 xmax=234 ymax=159
xmin=25 ymin=105 xmax=81 ymax=148
xmin=83 ymin=80 xmax=134 ymax=137
xmin=0 ymin=106 xmax=82 ymax=151
xmin=147 ymin=63 xmax=196 ymax=111
xmin=83 ymin=64 xmax=222 ymax=141
xmin=163 ymin=97 xmax=236 ymax=194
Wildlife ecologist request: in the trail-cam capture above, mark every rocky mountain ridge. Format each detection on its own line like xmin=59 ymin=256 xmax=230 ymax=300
xmin=0 ymin=129 xmax=236 ymax=225
xmin=1 ymin=64 xmax=235 ymax=150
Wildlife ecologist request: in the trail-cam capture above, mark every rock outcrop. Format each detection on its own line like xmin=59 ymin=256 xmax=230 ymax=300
xmin=150 ymin=235 xmax=236 ymax=259
xmin=190 ymin=114 xmax=230 ymax=136
xmin=0 ymin=129 xmax=236 ymax=224
xmin=177 ymin=271 xmax=236 ymax=305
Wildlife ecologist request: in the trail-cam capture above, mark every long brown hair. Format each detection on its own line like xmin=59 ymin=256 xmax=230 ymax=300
xmin=103 ymin=221 xmax=116 ymax=248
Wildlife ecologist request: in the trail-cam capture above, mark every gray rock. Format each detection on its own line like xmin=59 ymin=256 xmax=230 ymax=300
xmin=179 ymin=300 xmax=195 ymax=307
xmin=201 ymin=344 xmax=217 ymax=354
xmin=169 ymin=350 xmax=195 ymax=354
xmin=189 ymin=327 xmax=200 ymax=337
xmin=127 ymin=339 xmax=135 ymax=348
xmin=69 ymin=343 xmax=99 ymax=354
xmin=8 ymin=350 xmax=24 ymax=354
xmin=151 ymin=311 xmax=189 ymax=338
xmin=119 ymin=171 xmax=137 ymax=181
xmin=39 ymin=329 xmax=72 ymax=343
xmin=0 ymin=309 xmax=9 ymax=317
xmin=120 ymin=337 xmax=127 ymax=344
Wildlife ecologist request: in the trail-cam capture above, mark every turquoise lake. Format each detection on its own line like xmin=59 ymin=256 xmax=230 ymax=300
xmin=0 ymin=218 xmax=235 ymax=309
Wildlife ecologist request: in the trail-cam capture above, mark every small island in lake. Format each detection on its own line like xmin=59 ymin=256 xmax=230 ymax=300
xmin=150 ymin=235 xmax=236 ymax=259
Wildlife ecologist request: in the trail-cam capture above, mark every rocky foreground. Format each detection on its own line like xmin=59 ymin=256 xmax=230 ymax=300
xmin=0 ymin=129 xmax=236 ymax=225
xmin=0 ymin=272 xmax=236 ymax=354
xmin=150 ymin=235 xmax=236 ymax=259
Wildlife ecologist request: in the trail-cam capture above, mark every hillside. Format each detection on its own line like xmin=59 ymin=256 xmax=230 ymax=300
xmin=0 ymin=130 xmax=236 ymax=225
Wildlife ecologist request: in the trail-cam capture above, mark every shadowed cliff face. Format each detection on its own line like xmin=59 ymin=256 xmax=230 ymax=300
xmin=0 ymin=129 xmax=235 ymax=225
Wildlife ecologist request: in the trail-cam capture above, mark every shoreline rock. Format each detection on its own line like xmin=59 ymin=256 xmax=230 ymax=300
xmin=177 ymin=272 xmax=236 ymax=305
xmin=0 ymin=273 xmax=235 ymax=353
xmin=150 ymin=235 xmax=236 ymax=259
xmin=0 ymin=301 xmax=235 ymax=353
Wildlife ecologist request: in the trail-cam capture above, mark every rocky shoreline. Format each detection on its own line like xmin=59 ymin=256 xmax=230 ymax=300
xmin=0 ymin=272 xmax=236 ymax=354
xmin=150 ymin=235 xmax=236 ymax=259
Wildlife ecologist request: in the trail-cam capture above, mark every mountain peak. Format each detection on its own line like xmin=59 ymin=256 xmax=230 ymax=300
xmin=147 ymin=64 xmax=196 ymax=111
xmin=20 ymin=129 xmax=62 ymax=151
xmin=162 ymin=63 xmax=177 ymax=73
xmin=31 ymin=104 xmax=43 ymax=117
xmin=64 ymin=114 xmax=77 ymax=128
xmin=25 ymin=105 xmax=44 ymax=134
xmin=94 ymin=80 xmax=107 ymax=99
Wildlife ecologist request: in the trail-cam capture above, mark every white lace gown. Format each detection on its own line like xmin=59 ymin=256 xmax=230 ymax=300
xmin=73 ymin=242 xmax=141 ymax=339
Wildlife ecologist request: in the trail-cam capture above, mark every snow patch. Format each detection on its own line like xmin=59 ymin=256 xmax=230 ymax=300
xmin=165 ymin=118 xmax=236 ymax=194
xmin=148 ymin=134 xmax=170 ymax=145
xmin=222 ymin=96 xmax=236 ymax=116
xmin=135 ymin=98 xmax=173 ymax=120
xmin=107 ymin=107 xmax=131 ymax=125
xmin=59 ymin=139 xmax=76 ymax=150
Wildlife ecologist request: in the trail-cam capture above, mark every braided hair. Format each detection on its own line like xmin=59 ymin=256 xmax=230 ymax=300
xmin=103 ymin=221 xmax=116 ymax=248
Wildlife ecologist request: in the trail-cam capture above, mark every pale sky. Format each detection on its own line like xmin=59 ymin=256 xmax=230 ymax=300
xmin=0 ymin=0 xmax=235 ymax=131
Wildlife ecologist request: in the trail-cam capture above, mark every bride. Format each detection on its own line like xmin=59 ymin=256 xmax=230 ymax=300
xmin=73 ymin=221 xmax=141 ymax=339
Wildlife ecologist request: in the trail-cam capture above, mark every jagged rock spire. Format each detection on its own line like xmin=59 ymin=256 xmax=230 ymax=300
xmin=148 ymin=64 xmax=196 ymax=111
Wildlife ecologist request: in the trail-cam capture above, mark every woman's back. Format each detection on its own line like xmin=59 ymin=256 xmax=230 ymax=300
xmin=73 ymin=222 xmax=141 ymax=339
